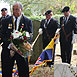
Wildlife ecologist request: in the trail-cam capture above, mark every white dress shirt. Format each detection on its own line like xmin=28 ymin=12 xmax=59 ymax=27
xmin=64 ymin=14 xmax=70 ymax=23
xmin=13 ymin=15 xmax=22 ymax=30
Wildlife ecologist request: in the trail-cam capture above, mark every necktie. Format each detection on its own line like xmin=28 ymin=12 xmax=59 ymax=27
xmin=46 ymin=20 xmax=49 ymax=26
xmin=64 ymin=17 xmax=67 ymax=24
xmin=66 ymin=17 xmax=67 ymax=22
xmin=15 ymin=17 xmax=17 ymax=30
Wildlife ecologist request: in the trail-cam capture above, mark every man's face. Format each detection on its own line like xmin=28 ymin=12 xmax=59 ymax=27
xmin=64 ymin=11 xmax=70 ymax=17
xmin=1 ymin=10 xmax=8 ymax=16
xmin=46 ymin=12 xmax=53 ymax=20
xmin=13 ymin=4 xmax=22 ymax=17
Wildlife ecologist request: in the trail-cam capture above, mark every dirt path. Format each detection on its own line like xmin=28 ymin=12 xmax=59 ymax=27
xmin=55 ymin=42 xmax=77 ymax=66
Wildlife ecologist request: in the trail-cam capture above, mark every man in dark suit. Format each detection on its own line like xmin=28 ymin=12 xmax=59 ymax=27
xmin=0 ymin=8 xmax=9 ymax=28
xmin=0 ymin=2 xmax=33 ymax=77
xmin=0 ymin=8 xmax=9 ymax=18
xmin=39 ymin=10 xmax=58 ymax=67
xmin=60 ymin=6 xmax=77 ymax=64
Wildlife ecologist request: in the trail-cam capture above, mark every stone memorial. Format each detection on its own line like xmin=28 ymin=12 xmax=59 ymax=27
xmin=54 ymin=63 xmax=77 ymax=77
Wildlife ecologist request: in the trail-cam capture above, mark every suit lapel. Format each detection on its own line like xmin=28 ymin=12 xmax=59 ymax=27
xmin=65 ymin=15 xmax=71 ymax=25
xmin=44 ymin=18 xmax=53 ymax=28
xmin=68 ymin=15 xmax=72 ymax=22
xmin=43 ymin=19 xmax=47 ymax=28
xmin=47 ymin=18 xmax=53 ymax=25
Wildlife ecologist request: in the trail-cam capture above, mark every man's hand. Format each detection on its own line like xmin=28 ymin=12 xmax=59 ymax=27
xmin=72 ymin=34 xmax=77 ymax=44
xmin=10 ymin=50 xmax=15 ymax=57
xmin=8 ymin=43 xmax=18 ymax=57
xmin=8 ymin=43 xmax=18 ymax=51
xmin=56 ymin=28 xmax=60 ymax=33
xmin=39 ymin=28 xmax=43 ymax=35
xmin=0 ymin=38 xmax=1 ymax=40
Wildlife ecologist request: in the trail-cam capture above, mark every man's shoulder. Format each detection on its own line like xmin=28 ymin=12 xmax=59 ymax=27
xmin=3 ymin=16 xmax=12 ymax=20
xmin=0 ymin=17 xmax=2 ymax=20
xmin=70 ymin=15 xmax=76 ymax=20
xmin=52 ymin=18 xmax=57 ymax=21
xmin=41 ymin=19 xmax=45 ymax=22
xmin=7 ymin=15 xmax=9 ymax=17
xmin=60 ymin=16 xmax=64 ymax=19
xmin=50 ymin=18 xmax=58 ymax=24
xmin=2 ymin=16 xmax=12 ymax=24
xmin=22 ymin=15 xmax=32 ymax=21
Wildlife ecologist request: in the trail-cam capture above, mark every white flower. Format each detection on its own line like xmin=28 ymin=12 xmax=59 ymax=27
xmin=19 ymin=32 xmax=22 ymax=36
xmin=12 ymin=30 xmax=21 ymax=39
xmin=26 ymin=32 xmax=30 ymax=37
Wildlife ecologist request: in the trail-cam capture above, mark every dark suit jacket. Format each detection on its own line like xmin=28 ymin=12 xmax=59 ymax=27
xmin=0 ymin=15 xmax=9 ymax=29
xmin=60 ymin=15 xmax=77 ymax=43
xmin=40 ymin=18 xmax=58 ymax=40
xmin=40 ymin=18 xmax=58 ymax=48
xmin=0 ymin=14 xmax=33 ymax=47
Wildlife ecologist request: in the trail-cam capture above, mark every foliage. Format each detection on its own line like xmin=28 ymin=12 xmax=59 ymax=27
xmin=0 ymin=0 xmax=77 ymax=16
xmin=28 ymin=14 xmax=77 ymax=22
xmin=27 ymin=14 xmax=62 ymax=22
xmin=27 ymin=15 xmax=45 ymax=21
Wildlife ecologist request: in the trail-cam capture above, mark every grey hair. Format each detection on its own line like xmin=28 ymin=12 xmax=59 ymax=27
xmin=13 ymin=2 xmax=23 ymax=9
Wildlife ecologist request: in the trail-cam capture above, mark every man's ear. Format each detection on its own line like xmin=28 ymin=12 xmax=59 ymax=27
xmin=51 ymin=12 xmax=53 ymax=16
xmin=6 ymin=11 xmax=8 ymax=13
xmin=69 ymin=10 xmax=70 ymax=13
xmin=21 ymin=8 xmax=23 ymax=11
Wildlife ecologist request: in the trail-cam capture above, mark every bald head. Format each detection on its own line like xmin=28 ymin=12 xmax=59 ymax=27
xmin=13 ymin=2 xmax=23 ymax=17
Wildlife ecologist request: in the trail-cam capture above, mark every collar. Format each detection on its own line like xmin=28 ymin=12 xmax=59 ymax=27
xmin=2 ymin=16 xmax=6 ymax=18
xmin=46 ymin=17 xmax=52 ymax=21
xmin=13 ymin=15 xmax=22 ymax=31
xmin=64 ymin=14 xmax=70 ymax=20
xmin=13 ymin=15 xmax=22 ymax=22
xmin=45 ymin=17 xmax=52 ymax=24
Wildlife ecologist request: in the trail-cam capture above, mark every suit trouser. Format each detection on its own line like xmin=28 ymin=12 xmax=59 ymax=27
xmin=60 ymin=41 xmax=73 ymax=64
xmin=1 ymin=47 xmax=29 ymax=77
